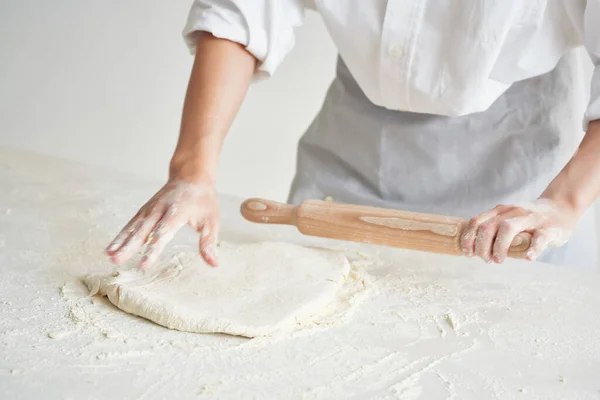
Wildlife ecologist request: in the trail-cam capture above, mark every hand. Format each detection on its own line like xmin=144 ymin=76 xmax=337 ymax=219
xmin=105 ymin=179 xmax=219 ymax=269
xmin=460 ymin=199 xmax=578 ymax=264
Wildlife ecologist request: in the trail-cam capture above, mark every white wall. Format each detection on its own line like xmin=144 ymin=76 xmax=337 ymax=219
xmin=0 ymin=1 xmax=336 ymax=201
xmin=1 ymin=2 xmax=599 ymax=236
xmin=2 ymin=2 xmax=599 ymax=266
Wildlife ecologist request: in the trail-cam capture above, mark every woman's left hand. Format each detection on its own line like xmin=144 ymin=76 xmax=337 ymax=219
xmin=460 ymin=199 xmax=579 ymax=264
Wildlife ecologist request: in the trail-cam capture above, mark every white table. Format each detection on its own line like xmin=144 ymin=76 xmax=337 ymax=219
xmin=1 ymin=147 xmax=599 ymax=400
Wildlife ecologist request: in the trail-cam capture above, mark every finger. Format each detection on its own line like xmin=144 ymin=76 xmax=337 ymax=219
xmin=461 ymin=205 xmax=512 ymax=257
xmin=492 ymin=216 xmax=533 ymax=264
xmin=526 ymin=230 xmax=552 ymax=261
xmin=475 ymin=218 xmax=501 ymax=263
xmin=199 ymin=216 xmax=219 ymax=267
xmin=106 ymin=214 xmax=143 ymax=255
xmin=139 ymin=207 xmax=183 ymax=270
xmin=111 ymin=214 xmax=162 ymax=265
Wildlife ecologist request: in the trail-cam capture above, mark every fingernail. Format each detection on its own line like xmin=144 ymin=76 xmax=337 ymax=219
xmin=106 ymin=243 xmax=118 ymax=252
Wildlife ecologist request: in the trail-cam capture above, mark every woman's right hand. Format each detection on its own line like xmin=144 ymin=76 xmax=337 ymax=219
xmin=105 ymin=179 xmax=219 ymax=270
xmin=104 ymin=32 xmax=258 ymax=269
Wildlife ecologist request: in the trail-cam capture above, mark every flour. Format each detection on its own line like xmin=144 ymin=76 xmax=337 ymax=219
xmin=388 ymin=349 xmax=475 ymax=396
xmin=3 ymin=148 xmax=600 ymax=399
xmin=47 ymin=331 xmax=75 ymax=340
xmin=443 ymin=312 xmax=460 ymax=331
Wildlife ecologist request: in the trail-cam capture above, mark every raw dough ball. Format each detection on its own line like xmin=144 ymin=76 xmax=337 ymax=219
xmin=84 ymin=242 xmax=350 ymax=337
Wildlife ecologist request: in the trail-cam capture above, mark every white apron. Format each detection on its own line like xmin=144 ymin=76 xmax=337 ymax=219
xmin=289 ymin=51 xmax=598 ymax=271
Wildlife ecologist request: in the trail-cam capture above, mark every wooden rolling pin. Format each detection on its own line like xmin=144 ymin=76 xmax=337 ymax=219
xmin=240 ymin=198 xmax=532 ymax=258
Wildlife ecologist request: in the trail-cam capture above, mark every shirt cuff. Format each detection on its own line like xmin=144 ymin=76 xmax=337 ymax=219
xmin=183 ymin=6 xmax=276 ymax=80
xmin=584 ymin=66 xmax=600 ymax=130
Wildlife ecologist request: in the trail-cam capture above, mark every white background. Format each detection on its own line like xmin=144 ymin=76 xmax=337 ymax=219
xmin=0 ymin=1 xmax=597 ymax=238
xmin=0 ymin=1 xmax=336 ymax=201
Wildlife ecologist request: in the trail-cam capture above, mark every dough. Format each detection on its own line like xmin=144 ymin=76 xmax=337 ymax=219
xmin=84 ymin=242 xmax=350 ymax=337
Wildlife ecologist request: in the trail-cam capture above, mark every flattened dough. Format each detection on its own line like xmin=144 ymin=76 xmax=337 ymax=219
xmin=84 ymin=242 xmax=350 ymax=337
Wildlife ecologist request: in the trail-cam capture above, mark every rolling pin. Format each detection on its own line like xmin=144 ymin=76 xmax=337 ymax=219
xmin=240 ymin=198 xmax=532 ymax=258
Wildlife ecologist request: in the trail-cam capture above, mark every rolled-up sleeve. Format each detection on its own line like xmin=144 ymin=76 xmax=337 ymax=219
xmin=584 ymin=0 xmax=600 ymax=128
xmin=183 ymin=0 xmax=305 ymax=79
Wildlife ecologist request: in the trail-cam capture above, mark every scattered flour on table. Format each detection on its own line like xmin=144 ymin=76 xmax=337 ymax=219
xmin=4 ymin=190 xmax=595 ymax=399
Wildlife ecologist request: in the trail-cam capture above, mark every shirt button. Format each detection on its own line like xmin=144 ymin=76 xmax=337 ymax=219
xmin=389 ymin=45 xmax=404 ymax=59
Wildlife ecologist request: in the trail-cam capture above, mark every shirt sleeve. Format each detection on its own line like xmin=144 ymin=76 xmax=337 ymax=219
xmin=183 ymin=0 xmax=305 ymax=79
xmin=584 ymin=0 xmax=600 ymax=129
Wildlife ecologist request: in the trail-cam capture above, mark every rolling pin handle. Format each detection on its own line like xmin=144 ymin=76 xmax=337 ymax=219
xmin=508 ymin=232 xmax=533 ymax=258
xmin=240 ymin=198 xmax=296 ymax=225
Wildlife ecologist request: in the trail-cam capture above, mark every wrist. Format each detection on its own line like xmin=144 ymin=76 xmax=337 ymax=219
xmin=539 ymin=189 xmax=586 ymax=217
xmin=169 ymin=153 xmax=216 ymax=186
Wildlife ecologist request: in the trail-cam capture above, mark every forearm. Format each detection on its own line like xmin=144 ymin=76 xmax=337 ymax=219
xmin=541 ymin=120 xmax=600 ymax=215
xmin=170 ymin=32 xmax=256 ymax=183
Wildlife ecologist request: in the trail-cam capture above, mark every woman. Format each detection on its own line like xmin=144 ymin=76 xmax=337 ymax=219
xmin=106 ymin=1 xmax=600 ymax=270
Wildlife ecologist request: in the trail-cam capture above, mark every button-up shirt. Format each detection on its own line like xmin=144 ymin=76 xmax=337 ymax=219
xmin=183 ymin=0 xmax=600 ymax=127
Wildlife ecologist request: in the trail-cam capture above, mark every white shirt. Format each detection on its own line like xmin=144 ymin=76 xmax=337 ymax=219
xmin=183 ymin=0 xmax=600 ymax=127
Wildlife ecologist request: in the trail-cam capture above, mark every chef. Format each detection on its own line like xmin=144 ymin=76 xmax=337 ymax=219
xmin=106 ymin=1 xmax=600 ymax=270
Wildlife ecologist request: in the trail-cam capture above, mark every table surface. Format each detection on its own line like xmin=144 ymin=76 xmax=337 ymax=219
xmin=1 ymin=147 xmax=600 ymax=400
